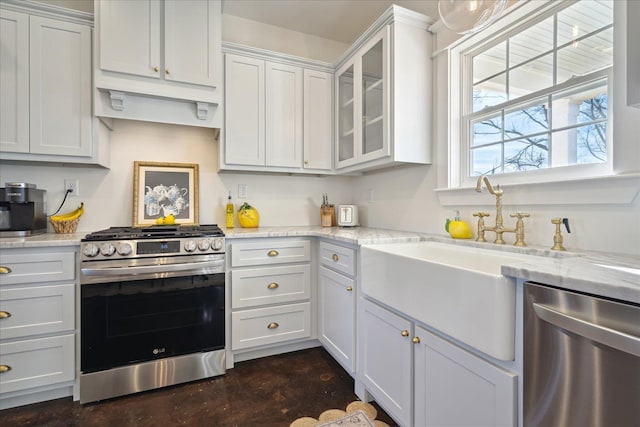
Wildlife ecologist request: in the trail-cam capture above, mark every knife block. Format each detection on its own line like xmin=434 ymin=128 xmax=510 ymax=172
xmin=321 ymin=205 xmax=335 ymax=227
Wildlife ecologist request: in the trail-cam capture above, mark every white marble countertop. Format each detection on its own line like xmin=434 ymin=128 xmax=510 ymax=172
xmin=2 ymin=226 xmax=637 ymax=303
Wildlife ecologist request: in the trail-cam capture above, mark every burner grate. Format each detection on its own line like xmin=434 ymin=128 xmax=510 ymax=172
xmin=83 ymin=224 xmax=224 ymax=241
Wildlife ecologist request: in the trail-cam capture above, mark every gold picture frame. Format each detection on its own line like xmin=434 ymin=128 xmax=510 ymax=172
xmin=133 ymin=161 xmax=199 ymax=227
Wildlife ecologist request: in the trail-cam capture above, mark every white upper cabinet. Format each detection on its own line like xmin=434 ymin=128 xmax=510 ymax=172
xmin=221 ymin=47 xmax=333 ymax=174
xmin=0 ymin=5 xmax=104 ymax=166
xmin=94 ymin=0 xmax=222 ymax=128
xmin=265 ymin=62 xmax=303 ymax=168
xmin=303 ymin=69 xmax=333 ymax=170
xmin=335 ymin=6 xmax=433 ymax=173
xmin=224 ymin=54 xmax=265 ymax=166
xmin=0 ymin=9 xmax=29 ymax=154
xmin=97 ymin=0 xmax=160 ymax=79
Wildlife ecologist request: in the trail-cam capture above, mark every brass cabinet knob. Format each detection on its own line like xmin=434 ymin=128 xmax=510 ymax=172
xmin=412 ymin=337 xmax=421 ymax=344
xmin=304 ymin=160 xmax=309 ymax=165
xmin=0 ymin=311 xmax=11 ymax=319
xmin=267 ymin=322 xmax=279 ymax=330
xmin=332 ymin=254 xmax=339 ymax=262
xmin=153 ymin=66 xmax=159 ymax=72
xmin=267 ymin=282 xmax=279 ymax=290
xmin=165 ymin=69 xmax=170 ymax=75
xmin=267 ymin=250 xmax=279 ymax=257
xmin=346 ymin=286 xmax=353 ymax=292
xmin=401 ymin=330 xmax=409 ymax=337
xmin=0 ymin=266 xmax=12 ymax=274
xmin=0 ymin=365 xmax=11 ymax=373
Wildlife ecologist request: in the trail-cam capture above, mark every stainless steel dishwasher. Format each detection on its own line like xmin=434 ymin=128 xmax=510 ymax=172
xmin=523 ymin=282 xmax=640 ymax=427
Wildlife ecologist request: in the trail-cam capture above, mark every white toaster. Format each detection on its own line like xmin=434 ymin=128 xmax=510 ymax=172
xmin=337 ymin=205 xmax=359 ymax=227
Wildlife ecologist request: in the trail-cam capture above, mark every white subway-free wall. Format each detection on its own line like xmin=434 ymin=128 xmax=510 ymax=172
xmin=0 ymin=120 xmax=354 ymax=232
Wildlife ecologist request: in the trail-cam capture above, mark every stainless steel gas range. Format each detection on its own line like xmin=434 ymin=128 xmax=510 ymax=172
xmin=79 ymin=225 xmax=226 ymax=404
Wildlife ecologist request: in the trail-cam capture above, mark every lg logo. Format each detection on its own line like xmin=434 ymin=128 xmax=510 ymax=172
xmin=153 ymin=347 xmax=166 ymax=355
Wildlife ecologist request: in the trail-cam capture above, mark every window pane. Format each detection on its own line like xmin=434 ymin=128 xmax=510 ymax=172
xmin=509 ymin=54 xmax=553 ymax=100
xmin=362 ymin=39 xmax=384 ymax=155
xmin=557 ymin=0 xmax=613 ymax=47
xmin=504 ymin=100 xmax=549 ymax=139
xmin=473 ymin=41 xmax=506 ymax=83
xmin=471 ymin=144 xmax=503 ymax=176
xmin=504 ymin=138 xmax=549 ymax=172
xmin=473 ymin=74 xmax=507 ymax=112
xmin=557 ymin=28 xmax=613 ymax=82
xmin=551 ymin=123 xmax=607 ymax=166
xmin=510 ymin=17 xmax=553 ymax=67
xmin=472 ymin=114 xmax=503 ymax=147
xmin=552 ymin=80 xmax=607 ymax=129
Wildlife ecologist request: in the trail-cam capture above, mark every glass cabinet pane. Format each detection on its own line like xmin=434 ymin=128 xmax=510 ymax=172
xmin=361 ymin=39 xmax=383 ymax=156
xmin=338 ymin=64 xmax=355 ymax=162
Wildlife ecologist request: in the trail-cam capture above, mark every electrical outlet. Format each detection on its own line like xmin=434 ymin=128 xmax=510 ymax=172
xmin=367 ymin=188 xmax=374 ymax=203
xmin=238 ymin=184 xmax=248 ymax=199
xmin=64 ymin=179 xmax=79 ymax=196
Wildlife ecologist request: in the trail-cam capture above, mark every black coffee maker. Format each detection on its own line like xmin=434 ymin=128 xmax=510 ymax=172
xmin=0 ymin=182 xmax=47 ymax=237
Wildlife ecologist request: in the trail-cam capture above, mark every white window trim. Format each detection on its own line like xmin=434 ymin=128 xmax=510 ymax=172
xmin=436 ymin=0 xmax=640 ymax=206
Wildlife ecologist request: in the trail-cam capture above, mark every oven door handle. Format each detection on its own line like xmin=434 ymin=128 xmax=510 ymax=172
xmin=81 ymin=259 xmax=224 ymax=276
xmin=533 ymin=302 xmax=640 ymax=357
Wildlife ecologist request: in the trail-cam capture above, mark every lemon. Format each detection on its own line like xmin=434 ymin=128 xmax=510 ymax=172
xmin=164 ymin=214 xmax=176 ymax=225
xmin=155 ymin=216 xmax=165 ymax=225
xmin=445 ymin=219 xmax=473 ymax=239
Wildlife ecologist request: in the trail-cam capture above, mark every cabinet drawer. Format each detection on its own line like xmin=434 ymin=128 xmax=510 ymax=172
xmin=319 ymin=241 xmax=356 ymax=276
xmin=0 ymin=334 xmax=75 ymax=394
xmin=231 ymin=302 xmax=311 ymax=350
xmin=0 ymin=284 xmax=75 ymax=339
xmin=0 ymin=250 xmax=75 ymax=286
xmin=231 ymin=239 xmax=310 ymax=267
xmin=232 ymin=264 xmax=310 ymax=309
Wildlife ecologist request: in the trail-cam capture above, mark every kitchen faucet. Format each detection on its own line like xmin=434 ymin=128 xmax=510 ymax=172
xmin=474 ymin=175 xmax=529 ymax=246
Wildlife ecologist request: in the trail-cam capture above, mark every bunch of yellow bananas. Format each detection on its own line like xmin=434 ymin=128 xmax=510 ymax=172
xmin=50 ymin=203 xmax=84 ymax=222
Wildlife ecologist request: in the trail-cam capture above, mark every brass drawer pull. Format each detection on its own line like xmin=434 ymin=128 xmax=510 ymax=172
xmin=267 ymin=282 xmax=279 ymax=290
xmin=346 ymin=286 xmax=353 ymax=292
xmin=0 ymin=311 xmax=11 ymax=319
xmin=412 ymin=337 xmax=421 ymax=344
xmin=0 ymin=365 xmax=11 ymax=373
xmin=0 ymin=266 xmax=12 ymax=274
xmin=153 ymin=66 xmax=159 ymax=72
xmin=267 ymin=322 xmax=279 ymax=330
xmin=332 ymin=254 xmax=339 ymax=262
xmin=267 ymin=250 xmax=279 ymax=257
xmin=401 ymin=330 xmax=409 ymax=337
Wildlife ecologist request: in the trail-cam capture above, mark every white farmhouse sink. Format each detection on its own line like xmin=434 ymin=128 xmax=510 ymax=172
xmin=360 ymin=241 xmax=534 ymax=361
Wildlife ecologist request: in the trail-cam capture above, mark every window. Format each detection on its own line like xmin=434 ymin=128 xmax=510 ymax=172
xmin=461 ymin=0 xmax=613 ymax=179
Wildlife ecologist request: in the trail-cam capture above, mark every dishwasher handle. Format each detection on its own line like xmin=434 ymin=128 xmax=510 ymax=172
xmin=533 ymin=302 xmax=640 ymax=357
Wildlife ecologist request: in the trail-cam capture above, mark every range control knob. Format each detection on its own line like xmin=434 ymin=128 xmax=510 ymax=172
xmin=100 ymin=243 xmax=116 ymax=256
xmin=117 ymin=243 xmax=132 ymax=256
xmin=184 ymin=240 xmax=197 ymax=252
xmin=198 ymin=240 xmax=210 ymax=251
xmin=83 ymin=243 xmax=99 ymax=258
xmin=211 ymin=238 xmax=224 ymax=251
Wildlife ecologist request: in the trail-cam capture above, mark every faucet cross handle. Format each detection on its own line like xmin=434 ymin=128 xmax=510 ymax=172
xmin=510 ymin=212 xmax=530 ymax=219
xmin=473 ymin=212 xmax=491 ymax=218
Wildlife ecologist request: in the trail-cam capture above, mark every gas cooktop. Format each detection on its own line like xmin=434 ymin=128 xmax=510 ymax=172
xmin=83 ymin=224 xmax=224 ymax=241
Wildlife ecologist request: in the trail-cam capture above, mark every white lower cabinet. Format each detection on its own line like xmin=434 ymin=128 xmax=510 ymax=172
xmin=229 ymin=238 xmax=313 ymax=355
xmin=0 ymin=246 xmax=77 ymax=409
xmin=318 ymin=241 xmax=357 ymax=375
xmin=359 ymin=298 xmax=517 ymax=427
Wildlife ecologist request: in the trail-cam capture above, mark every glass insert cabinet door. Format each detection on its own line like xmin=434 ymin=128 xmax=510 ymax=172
xmin=335 ymin=27 xmax=388 ymax=169
xmin=337 ymin=63 xmax=355 ymax=164
xmin=361 ymin=38 xmax=384 ymax=157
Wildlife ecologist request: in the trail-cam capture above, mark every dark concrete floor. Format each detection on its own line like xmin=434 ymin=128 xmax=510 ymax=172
xmin=0 ymin=347 xmax=398 ymax=427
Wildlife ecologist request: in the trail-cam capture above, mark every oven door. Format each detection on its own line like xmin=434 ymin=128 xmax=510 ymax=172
xmin=81 ymin=272 xmax=225 ymax=373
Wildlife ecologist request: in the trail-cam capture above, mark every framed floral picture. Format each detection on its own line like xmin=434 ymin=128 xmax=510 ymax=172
xmin=133 ymin=161 xmax=199 ymax=226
